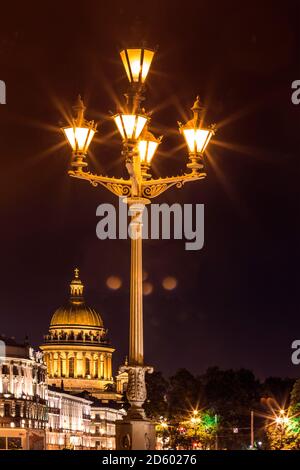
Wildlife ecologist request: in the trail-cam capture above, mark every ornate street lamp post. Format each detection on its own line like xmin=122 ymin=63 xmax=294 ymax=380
xmin=61 ymin=44 xmax=216 ymax=450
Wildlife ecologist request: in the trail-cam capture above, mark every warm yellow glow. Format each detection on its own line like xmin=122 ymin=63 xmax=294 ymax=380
xmin=120 ymin=48 xmax=154 ymax=83
xmin=162 ymin=276 xmax=178 ymax=291
xmin=179 ymin=96 xmax=216 ymax=157
xmin=135 ymin=116 xmax=147 ymax=139
xmin=63 ymin=126 xmax=95 ymax=153
xmin=138 ymin=140 xmax=159 ymax=164
xmin=143 ymin=281 xmax=153 ymax=296
xmin=138 ymin=129 xmax=161 ymax=165
xmin=114 ymin=115 xmax=125 ymax=138
xmin=114 ymin=114 xmax=147 ymax=140
xmin=183 ymin=128 xmax=213 ymax=154
xmin=106 ymin=275 xmax=122 ymax=290
xmin=142 ymin=49 xmax=154 ymax=82
xmin=275 ymin=412 xmax=290 ymax=426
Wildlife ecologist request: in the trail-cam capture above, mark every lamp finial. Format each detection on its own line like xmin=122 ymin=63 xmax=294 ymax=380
xmin=191 ymin=96 xmax=203 ymax=113
xmin=73 ymin=95 xmax=86 ymax=123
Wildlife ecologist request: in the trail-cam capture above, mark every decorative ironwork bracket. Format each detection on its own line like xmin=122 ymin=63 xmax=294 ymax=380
xmin=68 ymin=169 xmax=206 ymax=199
xmin=68 ymin=170 xmax=132 ymax=198
xmin=141 ymin=171 xmax=206 ymax=199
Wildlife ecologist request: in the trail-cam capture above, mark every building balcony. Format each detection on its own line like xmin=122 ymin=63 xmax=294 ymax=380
xmin=0 ymin=393 xmax=47 ymax=405
xmin=47 ymin=407 xmax=60 ymax=415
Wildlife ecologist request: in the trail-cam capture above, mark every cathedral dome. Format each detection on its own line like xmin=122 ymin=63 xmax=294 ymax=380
xmin=49 ymin=268 xmax=103 ymax=331
xmin=41 ymin=268 xmax=115 ymax=397
xmin=50 ymin=305 xmax=103 ymax=329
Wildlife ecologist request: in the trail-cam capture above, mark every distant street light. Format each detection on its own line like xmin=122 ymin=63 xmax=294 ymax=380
xmin=274 ymin=409 xmax=290 ymax=449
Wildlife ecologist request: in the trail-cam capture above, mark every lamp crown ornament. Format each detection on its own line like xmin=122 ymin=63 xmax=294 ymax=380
xmin=73 ymin=94 xmax=86 ymax=123
xmin=191 ymin=95 xmax=204 ymax=120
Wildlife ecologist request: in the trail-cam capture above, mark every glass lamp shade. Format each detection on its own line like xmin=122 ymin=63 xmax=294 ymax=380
xmin=138 ymin=130 xmax=161 ymax=165
xmin=182 ymin=128 xmax=213 ymax=154
xmin=120 ymin=48 xmax=155 ymax=83
xmin=114 ymin=113 xmax=147 ymax=140
xmin=63 ymin=125 xmax=96 ymax=153
xmin=180 ymin=96 xmax=216 ymax=156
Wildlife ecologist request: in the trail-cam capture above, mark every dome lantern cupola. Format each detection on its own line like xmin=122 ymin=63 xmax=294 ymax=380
xmin=48 ymin=268 xmax=104 ymax=330
xmin=70 ymin=268 xmax=84 ymax=305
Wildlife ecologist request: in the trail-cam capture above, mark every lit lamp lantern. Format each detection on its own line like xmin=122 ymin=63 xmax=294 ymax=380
xmin=62 ymin=95 xmax=97 ymax=170
xmin=138 ymin=127 xmax=162 ymax=178
xmin=120 ymin=47 xmax=155 ymax=84
xmin=179 ymin=96 xmax=216 ymax=171
xmin=114 ymin=113 xmax=148 ymax=141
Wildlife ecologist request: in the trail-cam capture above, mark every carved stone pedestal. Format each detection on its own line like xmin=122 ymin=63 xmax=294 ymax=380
xmin=116 ymin=418 xmax=156 ymax=450
xmin=116 ymin=364 xmax=156 ymax=450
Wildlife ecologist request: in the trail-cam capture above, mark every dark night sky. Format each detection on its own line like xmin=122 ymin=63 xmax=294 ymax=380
xmin=0 ymin=0 xmax=300 ymax=379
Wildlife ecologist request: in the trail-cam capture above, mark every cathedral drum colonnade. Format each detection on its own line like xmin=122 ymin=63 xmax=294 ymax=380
xmin=40 ymin=269 xmax=115 ymax=399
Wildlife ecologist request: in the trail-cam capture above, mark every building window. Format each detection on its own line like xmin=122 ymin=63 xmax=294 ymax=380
xmin=15 ymin=404 xmax=21 ymax=417
xmin=85 ymin=358 xmax=90 ymax=376
xmin=69 ymin=357 xmax=74 ymax=377
xmin=7 ymin=437 xmax=22 ymax=450
xmin=13 ymin=366 xmax=19 ymax=376
xmin=4 ymin=403 xmax=10 ymax=417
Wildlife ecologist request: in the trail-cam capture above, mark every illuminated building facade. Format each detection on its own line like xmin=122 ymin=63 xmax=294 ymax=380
xmin=41 ymin=269 xmax=115 ymax=399
xmin=0 ymin=270 xmax=127 ymax=450
xmin=89 ymin=399 xmax=126 ymax=450
xmin=46 ymin=385 xmax=92 ymax=450
xmin=0 ymin=336 xmax=47 ymax=450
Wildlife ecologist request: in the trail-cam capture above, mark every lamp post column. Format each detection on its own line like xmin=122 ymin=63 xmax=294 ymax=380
xmin=129 ymin=202 xmax=144 ymax=366
xmin=124 ymin=199 xmax=153 ymax=420
xmin=116 ymin=192 xmax=155 ymax=450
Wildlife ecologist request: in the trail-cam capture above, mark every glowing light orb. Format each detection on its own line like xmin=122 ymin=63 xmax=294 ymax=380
xmin=162 ymin=276 xmax=178 ymax=291
xmin=143 ymin=282 xmax=153 ymax=296
xmin=106 ymin=276 xmax=122 ymax=290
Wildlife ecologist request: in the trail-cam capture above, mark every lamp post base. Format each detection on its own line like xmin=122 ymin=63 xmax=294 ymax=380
xmin=116 ymin=418 xmax=156 ymax=450
xmin=116 ymin=364 xmax=155 ymax=450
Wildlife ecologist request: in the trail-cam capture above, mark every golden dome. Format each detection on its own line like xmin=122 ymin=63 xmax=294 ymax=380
xmin=50 ymin=305 xmax=103 ymax=329
xmin=49 ymin=268 xmax=104 ymax=330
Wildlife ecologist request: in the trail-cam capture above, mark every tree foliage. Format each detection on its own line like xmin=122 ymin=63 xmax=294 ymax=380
xmin=143 ymin=366 xmax=297 ymax=449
